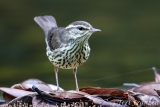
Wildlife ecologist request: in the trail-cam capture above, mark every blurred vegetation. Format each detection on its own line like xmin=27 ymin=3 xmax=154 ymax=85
xmin=0 ymin=0 xmax=160 ymax=90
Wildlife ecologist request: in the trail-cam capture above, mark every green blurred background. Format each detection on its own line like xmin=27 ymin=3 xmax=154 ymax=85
xmin=0 ymin=0 xmax=160 ymax=90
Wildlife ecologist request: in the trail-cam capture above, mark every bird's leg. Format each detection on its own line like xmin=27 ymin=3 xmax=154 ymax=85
xmin=54 ymin=66 xmax=60 ymax=91
xmin=73 ymin=67 xmax=79 ymax=91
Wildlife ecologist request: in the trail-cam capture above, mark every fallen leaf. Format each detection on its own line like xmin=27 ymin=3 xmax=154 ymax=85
xmin=0 ymin=87 xmax=34 ymax=103
xmin=128 ymin=91 xmax=160 ymax=107
xmin=80 ymin=87 xmax=126 ymax=99
xmin=130 ymin=83 xmax=160 ymax=96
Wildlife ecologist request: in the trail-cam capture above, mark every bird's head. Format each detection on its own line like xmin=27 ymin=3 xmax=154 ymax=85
xmin=65 ymin=21 xmax=101 ymax=43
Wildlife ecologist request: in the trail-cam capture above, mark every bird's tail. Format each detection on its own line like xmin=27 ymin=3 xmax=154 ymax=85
xmin=34 ymin=15 xmax=57 ymax=35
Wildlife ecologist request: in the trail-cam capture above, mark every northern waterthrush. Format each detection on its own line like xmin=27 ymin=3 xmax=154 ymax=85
xmin=34 ymin=15 xmax=101 ymax=91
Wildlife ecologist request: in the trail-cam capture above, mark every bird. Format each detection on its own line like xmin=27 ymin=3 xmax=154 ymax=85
xmin=34 ymin=15 xmax=101 ymax=91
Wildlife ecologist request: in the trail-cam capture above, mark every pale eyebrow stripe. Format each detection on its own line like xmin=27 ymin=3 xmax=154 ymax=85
xmin=65 ymin=25 xmax=90 ymax=29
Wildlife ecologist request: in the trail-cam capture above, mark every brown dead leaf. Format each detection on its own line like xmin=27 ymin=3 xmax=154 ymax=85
xmin=0 ymin=87 xmax=34 ymax=103
xmin=128 ymin=91 xmax=160 ymax=107
xmin=3 ymin=92 xmax=15 ymax=104
xmin=0 ymin=80 xmax=127 ymax=107
xmin=80 ymin=87 xmax=126 ymax=99
xmin=127 ymin=68 xmax=160 ymax=96
xmin=0 ymin=78 xmax=64 ymax=105
xmin=7 ymin=88 xmax=125 ymax=107
xmin=11 ymin=78 xmax=63 ymax=92
xmin=130 ymin=82 xmax=160 ymax=96
xmin=85 ymin=94 xmax=125 ymax=107
xmin=49 ymin=90 xmax=125 ymax=107
xmin=36 ymin=90 xmax=88 ymax=102
xmin=8 ymin=93 xmax=36 ymax=107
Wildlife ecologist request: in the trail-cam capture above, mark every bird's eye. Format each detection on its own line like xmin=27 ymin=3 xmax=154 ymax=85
xmin=77 ymin=26 xmax=86 ymax=31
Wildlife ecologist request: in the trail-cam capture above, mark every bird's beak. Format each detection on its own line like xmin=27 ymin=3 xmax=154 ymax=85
xmin=89 ymin=28 xmax=101 ymax=33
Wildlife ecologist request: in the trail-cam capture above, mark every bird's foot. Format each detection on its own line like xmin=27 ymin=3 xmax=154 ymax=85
xmin=56 ymin=87 xmax=64 ymax=92
xmin=76 ymin=88 xmax=79 ymax=92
